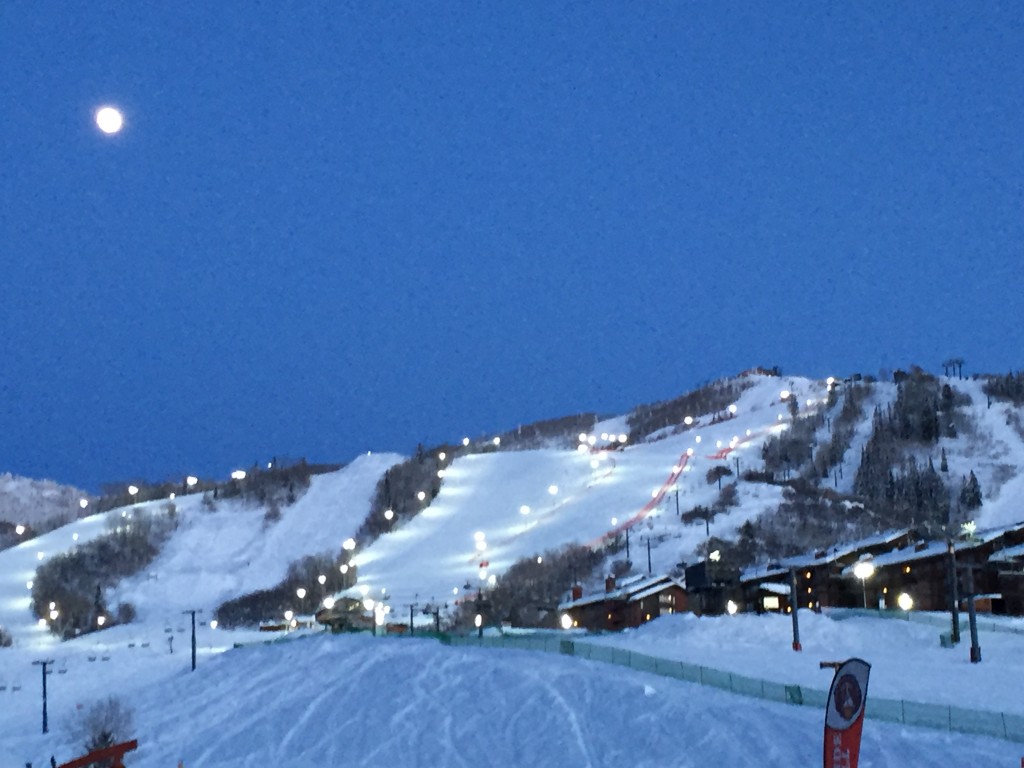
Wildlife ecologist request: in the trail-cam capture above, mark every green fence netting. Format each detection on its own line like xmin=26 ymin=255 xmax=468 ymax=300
xmin=439 ymin=633 xmax=1024 ymax=743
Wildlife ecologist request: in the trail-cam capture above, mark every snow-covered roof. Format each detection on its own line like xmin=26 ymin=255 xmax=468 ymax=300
xmin=558 ymin=574 xmax=685 ymax=611
xmin=990 ymin=542 xmax=1024 ymax=563
xmin=836 ymin=521 xmax=1024 ymax=574
xmin=741 ymin=528 xmax=913 ymax=583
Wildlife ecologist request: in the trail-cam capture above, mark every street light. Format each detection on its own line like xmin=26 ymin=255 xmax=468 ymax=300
xmin=183 ymin=609 xmax=202 ymax=670
xmin=897 ymin=593 xmax=914 ymax=611
xmin=853 ymin=561 xmax=875 ymax=609
xmin=128 ymin=485 xmax=139 ymax=503
xmin=32 ymin=660 xmax=54 ymax=734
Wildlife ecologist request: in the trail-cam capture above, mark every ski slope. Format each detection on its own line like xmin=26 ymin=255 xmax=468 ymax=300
xmin=343 ymin=375 xmax=822 ymax=614
xmin=4 ymin=629 xmax=1023 ymax=768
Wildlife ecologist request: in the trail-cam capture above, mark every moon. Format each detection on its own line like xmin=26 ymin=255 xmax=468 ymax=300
xmin=95 ymin=106 xmax=124 ymax=135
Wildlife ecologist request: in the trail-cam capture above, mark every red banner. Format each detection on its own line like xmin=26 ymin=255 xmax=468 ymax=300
xmin=823 ymin=658 xmax=871 ymax=768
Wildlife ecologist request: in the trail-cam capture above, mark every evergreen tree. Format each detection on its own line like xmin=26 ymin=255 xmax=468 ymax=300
xmin=959 ymin=470 xmax=983 ymax=511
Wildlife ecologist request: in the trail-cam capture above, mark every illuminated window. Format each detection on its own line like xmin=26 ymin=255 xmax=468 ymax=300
xmin=763 ymin=595 xmax=780 ymax=610
xmin=607 ymin=613 xmax=612 ymax=620
xmin=645 ymin=613 xmax=651 ymax=621
xmin=805 ymin=571 xmax=812 ymax=579
xmin=904 ymin=566 xmax=911 ymax=574
xmin=807 ymin=602 xmax=813 ymax=609
xmin=806 ymin=587 xmax=812 ymax=594
xmin=882 ymin=587 xmax=888 ymax=594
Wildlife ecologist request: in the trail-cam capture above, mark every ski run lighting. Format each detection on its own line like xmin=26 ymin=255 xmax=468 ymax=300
xmin=231 ymin=470 xmax=246 ymax=481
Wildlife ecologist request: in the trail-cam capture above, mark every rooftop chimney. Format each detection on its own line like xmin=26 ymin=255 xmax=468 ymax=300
xmin=571 ymin=584 xmax=583 ymax=601
xmin=605 ymin=575 xmax=616 ymax=593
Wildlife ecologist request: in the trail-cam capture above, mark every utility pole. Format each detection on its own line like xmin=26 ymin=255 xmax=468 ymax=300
xmin=947 ymin=539 xmax=961 ymax=645
xmin=789 ymin=570 xmax=801 ymax=652
xmin=674 ymin=488 xmax=680 ymax=518
xmin=32 ymin=660 xmax=54 ymax=734
xmin=625 ymin=527 xmax=631 ymax=561
xmin=182 ymin=610 xmax=201 ymax=671
xmin=408 ymin=603 xmax=417 ymax=636
xmin=646 ymin=537 xmax=652 ymax=575
xmin=961 ymin=565 xmax=981 ymax=663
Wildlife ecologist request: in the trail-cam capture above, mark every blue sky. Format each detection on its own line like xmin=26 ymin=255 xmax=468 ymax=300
xmin=2 ymin=3 xmax=1022 ymax=490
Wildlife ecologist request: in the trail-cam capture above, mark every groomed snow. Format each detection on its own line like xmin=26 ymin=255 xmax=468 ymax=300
xmin=4 ymin=630 xmax=1023 ymax=768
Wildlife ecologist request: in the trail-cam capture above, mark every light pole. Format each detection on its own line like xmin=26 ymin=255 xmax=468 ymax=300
xmin=961 ymin=564 xmax=982 ymax=663
xmin=853 ymin=561 xmax=875 ymax=609
xmin=789 ymin=569 xmax=801 ymax=651
xmin=182 ymin=609 xmax=201 ymax=671
xmin=32 ymin=659 xmax=54 ymax=734
xmin=947 ymin=538 xmax=961 ymax=645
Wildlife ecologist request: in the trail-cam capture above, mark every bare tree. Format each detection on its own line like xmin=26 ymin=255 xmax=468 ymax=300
xmin=71 ymin=696 xmax=134 ymax=764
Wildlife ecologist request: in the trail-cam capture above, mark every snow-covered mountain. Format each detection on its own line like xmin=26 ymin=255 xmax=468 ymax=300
xmin=4 ymin=369 xmax=1024 ymax=765
xmin=0 ymin=473 xmax=91 ymax=531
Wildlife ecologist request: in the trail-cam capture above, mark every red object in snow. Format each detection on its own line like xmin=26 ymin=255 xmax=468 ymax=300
xmin=57 ymin=739 xmax=138 ymax=768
